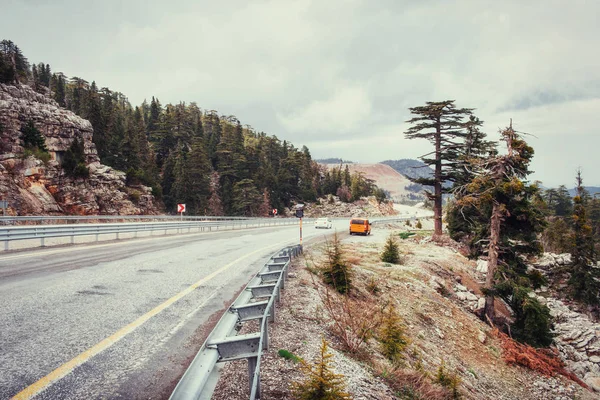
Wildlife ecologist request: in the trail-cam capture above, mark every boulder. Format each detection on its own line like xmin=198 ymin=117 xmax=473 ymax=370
xmin=476 ymin=259 xmax=488 ymax=273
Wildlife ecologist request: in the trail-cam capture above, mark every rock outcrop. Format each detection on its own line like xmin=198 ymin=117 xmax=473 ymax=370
xmin=0 ymin=83 xmax=159 ymax=215
xmin=302 ymin=195 xmax=397 ymax=218
xmin=540 ymin=296 xmax=600 ymax=390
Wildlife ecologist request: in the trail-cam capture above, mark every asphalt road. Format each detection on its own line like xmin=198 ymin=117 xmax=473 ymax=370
xmin=0 ymin=220 xmax=348 ymax=400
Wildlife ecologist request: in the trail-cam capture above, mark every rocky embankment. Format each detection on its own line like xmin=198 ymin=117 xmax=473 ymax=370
xmin=529 ymin=253 xmax=600 ymax=391
xmin=301 ymin=195 xmax=397 ymax=218
xmin=0 ymin=83 xmax=158 ymax=215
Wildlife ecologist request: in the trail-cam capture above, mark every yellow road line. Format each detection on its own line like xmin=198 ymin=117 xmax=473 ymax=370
xmin=11 ymin=239 xmax=292 ymax=400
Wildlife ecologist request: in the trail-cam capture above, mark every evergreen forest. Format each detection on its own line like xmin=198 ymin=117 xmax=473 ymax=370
xmin=0 ymin=39 xmax=382 ymax=215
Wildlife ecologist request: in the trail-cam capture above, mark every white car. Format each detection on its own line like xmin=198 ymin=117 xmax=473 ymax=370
xmin=315 ymin=217 xmax=333 ymax=229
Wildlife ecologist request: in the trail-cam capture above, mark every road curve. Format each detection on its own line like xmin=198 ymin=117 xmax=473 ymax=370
xmin=0 ymin=221 xmax=346 ymax=400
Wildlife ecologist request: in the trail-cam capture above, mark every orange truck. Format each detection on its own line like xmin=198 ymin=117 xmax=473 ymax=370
xmin=349 ymin=218 xmax=371 ymax=235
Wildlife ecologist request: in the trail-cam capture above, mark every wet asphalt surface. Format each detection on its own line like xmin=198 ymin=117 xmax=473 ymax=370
xmin=0 ymin=222 xmax=346 ymax=400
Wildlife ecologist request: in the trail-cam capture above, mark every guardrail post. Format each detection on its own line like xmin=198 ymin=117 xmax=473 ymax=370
xmin=4 ymin=240 xmax=8 ymax=251
xmin=248 ymin=357 xmax=260 ymax=399
xmin=41 ymin=237 xmax=45 ymax=247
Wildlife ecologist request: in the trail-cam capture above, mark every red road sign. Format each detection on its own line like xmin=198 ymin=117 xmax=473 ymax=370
xmin=177 ymin=204 xmax=186 ymax=213
xmin=272 ymin=208 xmax=277 ymax=215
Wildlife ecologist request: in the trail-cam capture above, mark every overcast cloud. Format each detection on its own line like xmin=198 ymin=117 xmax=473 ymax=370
xmin=3 ymin=0 xmax=599 ymax=187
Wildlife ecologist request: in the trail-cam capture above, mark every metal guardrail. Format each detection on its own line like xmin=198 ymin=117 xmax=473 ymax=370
xmin=170 ymin=245 xmax=302 ymax=400
xmin=0 ymin=219 xmax=309 ymax=251
xmin=371 ymin=215 xmax=432 ymax=225
xmin=0 ymin=215 xmax=262 ymax=225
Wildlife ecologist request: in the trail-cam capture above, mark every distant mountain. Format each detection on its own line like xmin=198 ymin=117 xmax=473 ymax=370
xmin=567 ymin=187 xmax=600 ymax=197
xmin=315 ymin=158 xmax=355 ymax=164
xmin=380 ymin=159 xmax=434 ymax=180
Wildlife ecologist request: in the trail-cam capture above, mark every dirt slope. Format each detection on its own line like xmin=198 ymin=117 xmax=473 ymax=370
xmin=324 ymin=163 xmax=416 ymax=202
xmin=212 ymin=224 xmax=596 ymax=400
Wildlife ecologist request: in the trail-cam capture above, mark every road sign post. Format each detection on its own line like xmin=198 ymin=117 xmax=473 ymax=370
xmin=177 ymin=203 xmax=186 ymax=220
xmin=294 ymin=204 xmax=304 ymax=247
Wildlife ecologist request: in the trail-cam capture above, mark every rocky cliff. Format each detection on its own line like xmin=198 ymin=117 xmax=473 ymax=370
xmin=0 ymin=83 xmax=159 ymax=215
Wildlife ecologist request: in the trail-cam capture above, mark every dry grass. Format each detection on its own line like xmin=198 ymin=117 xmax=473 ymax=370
xmin=495 ymin=328 xmax=589 ymax=389
xmin=376 ymin=366 xmax=457 ymax=400
xmin=317 ymin=281 xmax=387 ymax=353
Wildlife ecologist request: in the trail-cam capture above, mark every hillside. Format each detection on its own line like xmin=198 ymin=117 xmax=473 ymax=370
xmin=322 ymin=163 xmax=425 ymax=203
xmin=380 ymin=159 xmax=434 ymax=180
xmin=212 ymin=222 xmax=599 ymax=399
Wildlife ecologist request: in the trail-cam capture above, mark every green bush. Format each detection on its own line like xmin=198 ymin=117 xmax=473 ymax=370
xmin=435 ymin=361 xmax=461 ymax=399
xmin=20 ymin=120 xmax=48 ymax=151
xmin=128 ymin=191 xmax=141 ymax=204
xmin=381 ymin=234 xmax=401 ymax=264
xmin=399 ymin=232 xmax=416 ymax=240
xmin=292 ymin=337 xmax=351 ymax=400
xmin=378 ymin=304 xmax=409 ymax=364
xmin=415 ymin=220 xmax=422 ymax=229
xmin=62 ymin=138 xmax=89 ymax=179
xmin=322 ymin=233 xmax=352 ymax=294
xmin=495 ymin=281 xmax=553 ymax=347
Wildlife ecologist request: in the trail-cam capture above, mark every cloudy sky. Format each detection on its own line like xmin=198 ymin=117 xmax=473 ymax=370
xmin=3 ymin=0 xmax=599 ymax=187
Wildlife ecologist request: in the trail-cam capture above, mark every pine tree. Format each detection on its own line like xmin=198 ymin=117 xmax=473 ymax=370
xmin=292 ymin=337 xmax=352 ymax=400
xmin=186 ymin=132 xmax=211 ymax=214
xmin=567 ymin=170 xmax=600 ymax=306
xmin=51 ymin=73 xmax=66 ymax=107
xmin=322 ymin=233 xmax=352 ymax=294
xmin=20 ymin=120 xmax=47 ymax=151
xmin=379 ymin=304 xmax=409 ymax=364
xmin=452 ymin=121 xmax=551 ymax=347
xmin=404 ymin=100 xmax=475 ymax=236
xmin=232 ymin=179 xmax=261 ymax=216
xmin=62 ymin=138 xmax=89 ymax=178
xmin=207 ymin=171 xmax=224 ymax=216
xmin=258 ymin=188 xmax=271 ymax=217
xmin=381 ymin=234 xmax=401 ymax=264
xmin=0 ymin=40 xmax=29 ymax=83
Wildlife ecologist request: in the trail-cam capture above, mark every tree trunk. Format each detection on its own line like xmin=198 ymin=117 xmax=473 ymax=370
xmin=485 ymin=201 xmax=501 ymax=322
xmin=433 ymin=122 xmax=443 ymax=237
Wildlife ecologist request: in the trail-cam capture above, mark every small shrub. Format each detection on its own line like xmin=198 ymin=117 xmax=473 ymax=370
xmin=399 ymin=232 xmax=416 ymax=240
xmin=435 ymin=361 xmax=461 ymax=399
xmin=62 ymin=138 xmax=88 ymax=179
xmin=405 ymin=220 xmax=412 ymax=227
xmin=381 ymin=234 xmax=401 ymax=264
xmin=20 ymin=120 xmax=48 ymax=151
xmin=378 ymin=368 xmax=451 ymax=400
xmin=151 ymin=184 xmax=163 ymax=200
xmin=415 ymin=220 xmax=422 ymax=229
xmin=366 ymin=276 xmax=380 ymax=295
xmin=73 ymin=163 xmax=89 ymax=178
xmin=129 ymin=191 xmax=141 ymax=204
xmin=319 ymin=285 xmax=385 ymax=353
xmin=328 ymin=194 xmax=335 ymax=204
xmin=322 ymin=233 xmax=352 ymax=294
xmin=278 ymin=349 xmax=302 ymax=363
xmin=378 ymin=304 xmax=409 ymax=364
xmin=34 ymin=147 xmax=51 ymax=164
xmin=292 ymin=337 xmax=352 ymax=400
xmin=336 ymin=185 xmax=352 ymax=203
